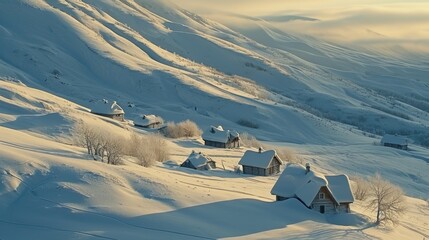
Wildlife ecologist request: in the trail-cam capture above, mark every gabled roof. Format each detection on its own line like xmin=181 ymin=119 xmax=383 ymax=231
xmin=325 ymin=175 xmax=354 ymax=203
xmin=90 ymin=99 xmax=124 ymax=115
xmin=202 ymin=125 xmax=239 ymax=143
xmin=271 ymin=163 xmax=354 ymax=207
xmin=134 ymin=114 xmax=163 ymax=127
xmin=238 ymin=149 xmax=282 ymax=169
xmin=183 ymin=151 xmax=215 ymax=169
xmin=381 ymin=134 xmax=408 ymax=146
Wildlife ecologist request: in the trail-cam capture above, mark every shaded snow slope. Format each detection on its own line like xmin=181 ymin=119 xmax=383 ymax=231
xmin=0 ymin=0 xmax=428 ymax=145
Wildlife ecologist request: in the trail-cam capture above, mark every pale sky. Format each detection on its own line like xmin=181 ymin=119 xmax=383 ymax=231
xmin=175 ymin=1 xmax=429 ymax=53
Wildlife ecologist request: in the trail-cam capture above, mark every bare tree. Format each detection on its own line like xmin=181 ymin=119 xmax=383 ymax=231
xmin=367 ymin=173 xmax=406 ymax=225
xmin=104 ymin=135 xmax=125 ymax=165
xmin=75 ymin=123 xmax=169 ymax=167
xmin=74 ymin=122 xmax=98 ymax=158
xmin=74 ymin=122 xmax=124 ymax=164
xmin=352 ymin=176 xmax=370 ymax=201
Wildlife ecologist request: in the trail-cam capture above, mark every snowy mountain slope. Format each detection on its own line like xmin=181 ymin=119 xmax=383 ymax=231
xmin=1 ymin=0 xmax=428 ymax=145
xmin=0 ymin=81 xmax=428 ymax=239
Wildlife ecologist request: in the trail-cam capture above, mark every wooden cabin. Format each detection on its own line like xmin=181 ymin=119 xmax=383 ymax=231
xmin=271 ymin=163 xmax=354 ymax=214
xmin=90 ymin=99 xmax=125 ymax=121
xmin=180 ymin=151 xmax=216 ymax=170
xmin=202 ymin=126 xmax=240 ymax=148
xmin=134 ymin=114 xmax=164 ymax=128
xmin=238 ymin=148 xmax=282 ymax=176
xmin=381 ymin=134 xmax=408 ymax=150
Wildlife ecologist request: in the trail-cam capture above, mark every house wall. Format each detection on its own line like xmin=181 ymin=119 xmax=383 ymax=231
xmin=205 ymin=140 xmax=226 ymax=148
xmin=243 ymin=166 xmax=266 ymax=176
xmin=242 ymin=157 xmax=280 ymax=176
xmin=383 ymin=143 xmax=407 ymax=150
xmin=226 ymin=138 xmax=240 ymax=148
xmin=267 ymin=157 xmax=281 ymax=175
xmin=208 ymin=161 xmax=216 ymax=169
xmin=180 ymin=160 xmax=196 ymax=170
xmin=338 ymin=203 xmax=351 ymax=213
xmin=310 ymin=187 xmax=337 ymax=214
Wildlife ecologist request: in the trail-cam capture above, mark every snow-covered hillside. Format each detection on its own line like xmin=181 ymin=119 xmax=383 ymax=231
xmin=0 ymin=80 xmax=428 ymax=239
xmin=0 ymin=0 xmax=428 ymax=239
xmin=1 ymin=0 xmax=428 ymax=144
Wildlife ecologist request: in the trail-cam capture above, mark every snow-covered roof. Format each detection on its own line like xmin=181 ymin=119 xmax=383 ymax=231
xmin=238 ymin=149 xmax=282 ymax=168
xmin=133 ymin=114 xmax=163 ymax=127
xmin=202 ymin=125 xmax=239 ymax=143
xmin=271 ymin=164 xmax=353 ymax=207
xmin=325 ymin=175 xmax=354 ymax=203
xmin=89 ymin=99 xmax=124 ymax=115
xmin=184 ymin=151 xmax=214 ymax=169
xmin=381 ymin=134 xmax=408 ymax=146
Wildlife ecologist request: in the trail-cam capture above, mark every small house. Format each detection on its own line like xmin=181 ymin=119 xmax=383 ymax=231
xmin=180 ymin=151 xmax=216 ymax=170
xmin=238 ymin=148 xmax=282 ymax=176
xmin=381 ymin=134 xmax=408 ymax=150
xmin=90 ymin=99 xmax=125 ymax=121
xmin=202 ymin=125 xmax=240 ymax=148
xmin=134 ymin=114 xmax=164 ymax=128
xmin=271 ymin=163 xmax=354 ymax=214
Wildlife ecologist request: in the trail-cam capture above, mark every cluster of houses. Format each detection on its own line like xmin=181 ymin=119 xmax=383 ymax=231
xmin=180 ymin=125 xmax=354 ymax=214
xmin=88 ymin=99 xmax=163 ymax=129
xmin=88 ymin=99 xmax=409 ymax=215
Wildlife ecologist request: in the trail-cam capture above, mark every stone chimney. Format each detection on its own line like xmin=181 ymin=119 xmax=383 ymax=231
xmin=305 ymin=163 xmax=311 ymax=174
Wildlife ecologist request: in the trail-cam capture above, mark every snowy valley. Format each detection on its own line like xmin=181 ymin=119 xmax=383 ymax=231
xmin=0 ymin=0 xmax=428 ymax=239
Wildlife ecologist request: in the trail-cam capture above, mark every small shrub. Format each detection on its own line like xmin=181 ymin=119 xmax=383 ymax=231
xmin=163 ymin=120 xmax=202 ymax=138
xmin=240 ymin=132 xmax=261 ymax=148
xmin=275 ymin=147 xmax=302 ymax=164
xmin=128 ymin=133 xmax=169 ymax=167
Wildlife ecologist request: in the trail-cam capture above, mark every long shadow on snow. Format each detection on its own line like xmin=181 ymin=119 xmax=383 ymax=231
xmin=129 ymin=198 xmax=330 ymax=239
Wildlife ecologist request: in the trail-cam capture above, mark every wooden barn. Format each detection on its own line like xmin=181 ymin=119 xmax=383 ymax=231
xmin=238 ymin=148 xmax=282 ymax=176
xmin=381 ymin=134 xmax=408 ymax=150
xmin=271 ymin=163 xmax=354 ymax=214
xmin=180 ymin=151 xmax=216 ymax=170
xmin=89 ymin=99 xmax=125 ymax=121
xmin=202 ymin=126 xmax=240 ymax=148
xmin=134 ymin=114 xmax=164 ymax=128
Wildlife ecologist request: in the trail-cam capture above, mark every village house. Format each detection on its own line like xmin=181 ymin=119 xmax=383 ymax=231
xmin=381 ymin=134 xmax=408 ymax=150
xmin=89 ymin=99 xmax=125 ymax=121
xmin=271 ymin=163 xmax=354 ymax=214
xmin=180 ymin=151 xmax=216 ymax=170
xmin=238 ymin=148 xmax=283 ymax=176
xmin=134 ymin=114 xmax=164 ymax=128
xmin=202 ymin=125 xmax=240 ymax=148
